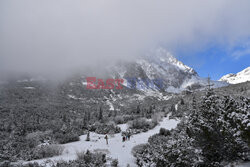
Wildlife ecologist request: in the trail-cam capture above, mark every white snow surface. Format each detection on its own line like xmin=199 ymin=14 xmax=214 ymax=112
xmin=175 ymin=104 xmax=178 ymax=111
xmin=146 ymin=48 xmax=195 ymax=74
xmin=106 ymin=100 xmax=115 ymax=111
xmin=226 ymin=161 xmax=250 ymax=167
xmin=24 ymin=117 xmax=179 ymax=167
xmin=23 ymin=87 xmax=36 ymax=90
xmin=219 ymin=67 xmax=250 ymax=84
xmin=82 ymin=81 xmax=88 ymax=85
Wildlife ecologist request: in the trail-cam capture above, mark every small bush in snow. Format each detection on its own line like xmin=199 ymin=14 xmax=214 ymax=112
xmin=90 ymin=122 xmax=121 ymax=134
xmin=128 ymin=118 xmax=157 ymax=133
xmin=159 ymin=128 xmax=171 ymax=136
xmin=26 ymin=130 xmax=52 ymax=148
xmin=54 ymin=132 xmax=79 ymax=144
xmin=31 ymin=144 xmax=64 ymax=159
xmin=74 ymin=150 xmax=106 ymax=166
xmin=111 ymin=159 xmax=119 ymax=167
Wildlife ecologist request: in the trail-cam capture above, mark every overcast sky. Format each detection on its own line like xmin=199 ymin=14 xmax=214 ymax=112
xmin=1 ymin=0 xmax=250 ymax=78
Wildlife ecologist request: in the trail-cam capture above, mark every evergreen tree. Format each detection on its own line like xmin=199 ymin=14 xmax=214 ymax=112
xmin=113 ymin=110 xmax=117 ymax=117
xmin=99 ymin=107 xmax=103 ymax=121
xmin=111 ymin=159 xmax=119 ymax=167
xmin=149 ymin=106 xmax=153 ymax=114
xmin=188 ymin=89 xmax=249 ymax=164
xmin=180 ymin=98 xmax=185 ymax=105
xmin=170 ymin=104 xmax=175 ymax=113
xmin=136 ymin=105 xmax=141 ymax=114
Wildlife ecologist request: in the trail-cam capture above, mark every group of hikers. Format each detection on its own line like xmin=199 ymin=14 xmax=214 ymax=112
xmin=104 ymin=130 xmax=132 ymax=145
xmin=122 ymin=131 xmax=131 ymax=142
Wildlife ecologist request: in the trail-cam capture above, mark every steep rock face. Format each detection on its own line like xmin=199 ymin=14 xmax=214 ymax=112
xmin=219 ymin=67 xmax=250 ymax=84
xmin=109 ymin=48 xmax=227 ymax=93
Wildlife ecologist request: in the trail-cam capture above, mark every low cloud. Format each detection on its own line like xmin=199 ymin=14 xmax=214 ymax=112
xmin=1 ymin=0 xmax=250 ymax=78
xmin=231 ymin=48 xmax=250 ymax=60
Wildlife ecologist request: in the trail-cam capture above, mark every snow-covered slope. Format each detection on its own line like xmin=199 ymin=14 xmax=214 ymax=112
xmin=219 ymin=67 xmax=250 ymax=84
xmin=23 ymin=116 xmax=179 ymax=167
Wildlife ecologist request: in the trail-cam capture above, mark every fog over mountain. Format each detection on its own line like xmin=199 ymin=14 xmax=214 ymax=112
xmin=1 ymin=0 xmax=250 ymax=78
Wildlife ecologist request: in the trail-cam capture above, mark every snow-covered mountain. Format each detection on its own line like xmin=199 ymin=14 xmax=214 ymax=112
xmin=219 ymin=67 xmax=250 ymax=84
xmin=109 ymin=48 xmax=227 ymax=93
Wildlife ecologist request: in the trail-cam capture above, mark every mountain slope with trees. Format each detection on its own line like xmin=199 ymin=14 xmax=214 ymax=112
xmin=133 ymin=88 xmax=250 ymax=166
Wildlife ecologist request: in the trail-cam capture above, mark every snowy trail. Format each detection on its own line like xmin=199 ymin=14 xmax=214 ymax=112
xmin=25 ymin=117 xmax=179 ymax=167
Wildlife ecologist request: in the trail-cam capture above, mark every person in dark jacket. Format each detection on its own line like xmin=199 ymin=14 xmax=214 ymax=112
xmin=104 ymin=134 xmax=108 ymax=145
xmin=122 ymin=135 xmax=126 ymax=142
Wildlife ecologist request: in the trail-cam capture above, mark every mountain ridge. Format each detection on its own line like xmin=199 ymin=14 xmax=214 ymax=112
xmin=219 ymin=67 xmax=250 ymax=84
xmin=108 ymin=48 xmax=227 ymax=93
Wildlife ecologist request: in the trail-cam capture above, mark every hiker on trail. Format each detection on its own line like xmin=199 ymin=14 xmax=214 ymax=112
xmin=105 ymin=134 xmax=108 ymax=145
xmin=128 ymin=132 xmax=131 ymax=140
xmin=125 ymin=133 xmax=128 ymax=140
xmin=122 ymin=135 xmax=126 ymax=142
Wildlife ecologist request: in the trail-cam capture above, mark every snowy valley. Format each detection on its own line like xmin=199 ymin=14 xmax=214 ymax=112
xmin=0 ymin=51 xmax=249 ymax=167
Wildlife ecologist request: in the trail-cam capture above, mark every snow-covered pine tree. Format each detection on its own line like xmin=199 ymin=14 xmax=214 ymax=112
xmin=188 ymin=89 xmax=249 ymax=165
xmin=99 ymin=107 xmax=103 ymax=121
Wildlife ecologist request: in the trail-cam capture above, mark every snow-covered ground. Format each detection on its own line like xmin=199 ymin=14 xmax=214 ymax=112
xmin=226 ymin=161 xmax=250 ymax=167
xmin=24 ymin=117 xmax=179 ymax=167
xmin=23 ymin=87 xmax=36 ymax=90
